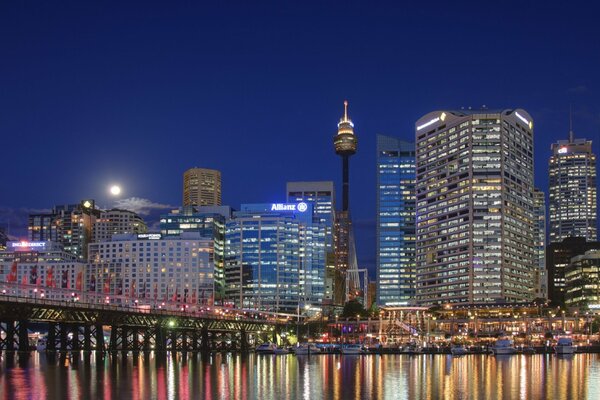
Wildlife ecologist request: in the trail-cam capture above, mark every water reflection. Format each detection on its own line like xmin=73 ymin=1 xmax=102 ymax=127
xmin=1 ymin=352 xmax=599 ymax=399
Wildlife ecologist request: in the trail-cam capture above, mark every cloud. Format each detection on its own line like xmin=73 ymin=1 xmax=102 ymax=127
xmin=113 ymin=197 xmax=176 ymax=216
xmin=568 ymin=85 xmax=588 ymax=94
xmin=0 ymin=205 xmax=51 ymax=238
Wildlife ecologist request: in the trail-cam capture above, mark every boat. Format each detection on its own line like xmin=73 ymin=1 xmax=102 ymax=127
xmin=450 ymin=344 xmax=469 ymax=356
xmin=255 ymin=342 xmax=277 ymax=354
xmin=400 ymin=342 xmax=423 ymax=354
xmin=295 ymin=343 xmax=320 ymax=355
xmin=521 ymin=347 xmax=536 ymax=354
xmin=555 ymin=337 xmax=575 ymax=355
xmin=341 ymin=344 xmax=365 ymax=355
xmin=491 ymin=338 xmax=516 ymax=355
xmin=273 ymin=346 xmax=290 ymax=355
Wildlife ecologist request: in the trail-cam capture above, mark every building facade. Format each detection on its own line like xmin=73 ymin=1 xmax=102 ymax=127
xmin=160 ymin=205 xmax=231 ymax=303
xmin=28 ymin=200 xmax=101 ymax=260
xmin=565 ymin=250 xmax=600 ymax=309
xmin=0 ymin=241 xmax=85 ymax=301
xmin=87 ymin=233 xmax=215 ymax=305
xmin=287 ymin=182 xmax=335 ymax=306
xmin=533 ymin=188 xmax=547 ymax=299
xmin=546 ymin=237 xmax=600 ymax=305
xmin=224 ymin=203 xmax=321 ymax=313
xmin=93 ymin=209 xmax=147 ymax=243
xmin=376 ymin=135 xmax=416 ymax=306
xmin=549 ymin=133 xmax=597 ymax=243
xmin=183 ymin=168 xmax=222 ymax=207
xmin=415 ymin=109 xmax=536 ymax=305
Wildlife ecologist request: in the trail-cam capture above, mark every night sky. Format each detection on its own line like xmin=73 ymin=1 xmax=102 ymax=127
xmin=1 ymin=1 xmax=599 ymax=278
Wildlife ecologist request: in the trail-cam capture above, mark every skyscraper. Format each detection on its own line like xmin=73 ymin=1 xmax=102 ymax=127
xmin=549 ymin=129 xmax=597 ymax=243
xmin=415 ymin=109 xmax=536 ymax=305
xmin=287 ymin=181 xmax=335 ymax=306
xmin=376 ymin=135 xmax=416 ymax=306
xmin=183 ymin=168 xmax=222 ymax=207
xmin=92 ymin=208 xmax=148 ymax=243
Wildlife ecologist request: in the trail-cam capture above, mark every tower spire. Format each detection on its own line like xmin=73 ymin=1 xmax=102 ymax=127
xmin=344 ymin=100 xmax=349 ymax=121
xmin=569 ymin=105 xmax=574 ymax=142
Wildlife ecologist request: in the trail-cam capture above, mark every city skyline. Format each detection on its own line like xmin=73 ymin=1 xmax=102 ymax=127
xmin=1 ymin=1 xmax=600 ymax=279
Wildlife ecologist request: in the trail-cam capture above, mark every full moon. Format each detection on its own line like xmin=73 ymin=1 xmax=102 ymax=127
xmin=110 ymin=185 xmax=121 ymax=196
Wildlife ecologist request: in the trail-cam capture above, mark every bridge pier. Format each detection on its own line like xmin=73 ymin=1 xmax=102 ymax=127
xmin=181 ymin=331 xmax=188 ymax=353
xmin=122 ymin=327 xmax=129 ymax=354
xmin=4 ymin=321 xmax=16 ymax=351
xmin=47 ymin=322 xmax=56 ymax=352
xmin=95 ymin=324 xmax=104 ymax=352
xmin=59 ymin=324 xmax=68 ymax=351
xmin=131 ymin=328 xmax=139 ymax=353
xmin=191 ymin=330 xmax=199 ymax=352
xmin=72 ymin=325 xmax=80 ymax=351
xmin=241 ymin=330 xmax=248 ymax=352
xmin=201 ymin=327 xmax=209 ymax=352
xmin=84 ymin=325 xmax=92 ymax=351
xmin=170 ymin=330 xmax=177 ymax=352
xmin=143 ymin=330 xmax=151 ymax=352
xmin=155 ymin=326 xmax=166 ymax=352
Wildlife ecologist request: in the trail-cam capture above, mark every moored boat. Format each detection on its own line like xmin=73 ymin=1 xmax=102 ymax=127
xmin=341 ymin=344 xmax=365 ymax=355
xmin=295 ymin=343 xmax=320 ymax=355
xmin=555 ymin=337 xmax=575 ymax=355
xmin=492 ymin=338 xmax=516 ymax=355
xmin=450 ymin=344 xmax=469 ymax=356
xmin=256 ymin=342 xmax=277 ymax=354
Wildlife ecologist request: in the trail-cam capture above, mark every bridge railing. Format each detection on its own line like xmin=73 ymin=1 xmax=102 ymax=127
xmin=0 ymin=282 xmax=295 ymax=324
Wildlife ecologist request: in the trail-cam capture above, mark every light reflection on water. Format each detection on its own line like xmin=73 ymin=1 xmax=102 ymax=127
xmin=0 ymin=352 xmax=599 ymax=399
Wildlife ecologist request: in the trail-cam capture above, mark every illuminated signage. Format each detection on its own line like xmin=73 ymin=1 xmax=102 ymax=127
xmin=417 ymin=117 xmax=440 ymax=131
xmin=515 ymin=112 xmax=533 ymax=129
xmin=589 ymin=304 xmax=600 ymax=310
xmin=137 ymin=233 xmax=162 ymax=240
xmin=270 ymin=202 xmax=308 ymax=212
xmin=558 ymin=147 xmax=568 ymax=154
xmin=11 ymin=241 xmax=46 ymax=248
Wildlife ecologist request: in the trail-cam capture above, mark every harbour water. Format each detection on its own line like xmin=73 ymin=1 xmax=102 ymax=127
xmin=1 ymin=352 xmax=600 ymax=399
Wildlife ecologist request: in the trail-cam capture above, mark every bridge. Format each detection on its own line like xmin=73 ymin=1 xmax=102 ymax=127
xmin=0 ymin=283 xmax=292 ymax=353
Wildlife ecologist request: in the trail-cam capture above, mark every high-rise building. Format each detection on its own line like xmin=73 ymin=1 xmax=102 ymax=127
xmin=333 ymin=101 xmax=359 ymax=304
xmin=160 ymin=205 xmax=232 ymax=303
xmin=546 ymin=237 xmax=600 ymax=305
xmin=93 ymin=209 xmax=148 ymax=243
xmin=28 ymin=200 xmax=100 ymax=261
xmin=183 ymin=168 xmax=222 ymax=207
xmin=549 ymin=130 xmax=597 ymax=243
xmin=533 ymin=188 xmax=547 ymax=299
xmin=415 ymin=109 xmax=536 ymax=305
xmin=287 ymin=182 xmax=335 ymax=306
xmin=376 ymin=135 xmax=416 ymax=306
xmin=224 ymin=203 xmax=307 ymax=313
xmin=88 ymin=232 xmax=215 ymax=305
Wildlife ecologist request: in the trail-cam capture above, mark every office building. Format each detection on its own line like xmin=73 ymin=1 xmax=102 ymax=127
xmin=287 ymin=182 xmax=335 ymax=305
xmin=183 ymin=168 xmax=222 ymax=207
xmin=224 ymin=203 xmax=322 ymax=313
xmin=415 ymin=109 xmax=536 ymax=305
xmin=376 ymin=135 xmax=416 ymax=306
xmin=549 ymin=129 xmax=597 ymax=243
xmin=546 ymin=237 xmax=600 ymax=305
xmin=88 ymin=232 xmax=215 ymax=305
xmin=565 ymin=249 xmax=600 ymax=309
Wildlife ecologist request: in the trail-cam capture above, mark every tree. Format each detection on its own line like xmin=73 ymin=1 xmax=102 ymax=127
xmin=341 ymin=299 xmax=367 ymax=318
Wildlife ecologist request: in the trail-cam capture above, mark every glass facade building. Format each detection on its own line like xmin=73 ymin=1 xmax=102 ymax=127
xmin=415 ymin=109 xmax=536 ymax=305
xmin=225 ymin=203 xmax=320 ymax=313
xmin=287 ymin=182 xmax=334 ymax=306
xmin=376 ymin=135 xmax=416 ymax=306
xmin=549 ymin=135 xmax=597 ymax=243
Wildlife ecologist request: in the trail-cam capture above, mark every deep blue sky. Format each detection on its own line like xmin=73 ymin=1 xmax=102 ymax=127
xmin=1 ymin=1 xmax=600 ymax=277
